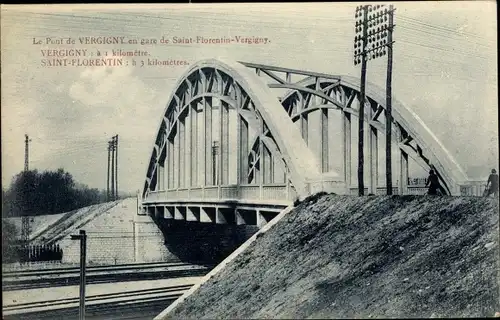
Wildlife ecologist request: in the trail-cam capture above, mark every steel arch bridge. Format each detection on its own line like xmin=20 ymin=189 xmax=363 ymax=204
xmin=140 ymin=59 xmax=475 ymax=227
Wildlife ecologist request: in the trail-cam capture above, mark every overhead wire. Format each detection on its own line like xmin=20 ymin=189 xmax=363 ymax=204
xmin=396 ymin=26 xmax=495 ymax=53
xmin=397 ymin=39 xmax=491 ymax=60
xmin=3 ymin=10 xmax=493 ymax=56
xmin=29 ymin=138 xmax=153 ymax=161
xmin=7 ymin=9 xmax=493 ymax=45
xmin=4 ymin=8 xmax=492 ymax=39
xmin=398 ymin=14 xmax=495 ymax=43
xmin=3 ymin=8 xmax=496 ymax=169
xmin=398 ymin=24 xmax=495 ymax=49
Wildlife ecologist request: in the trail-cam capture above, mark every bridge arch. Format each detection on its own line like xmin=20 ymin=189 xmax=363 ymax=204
xmin=143 ymin=59 xmax=471 ymax=209
xmin=142 ymin=59 xmax=339 ymax=202
xmin=274 ymin=75 xmax=468 ymax=195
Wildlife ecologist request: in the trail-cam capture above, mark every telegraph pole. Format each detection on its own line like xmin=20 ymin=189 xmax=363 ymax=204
xmin=386 ymin=5 xmax=395 ymax=195
xmin=354 ymin=4 xmax=395 ymax=196
xmin=114 ymin=135 xmax=119 ymax=200
xmin=24 ymin=134 xmax=30 ymax=172
xmin=111 ymin=136 xmax=115 ymax=201
xmin=107 ymin=141 xmax=111 ymax=201
xmin=22 ymin=134 xmax=32 ymax=255
xmin=354 ymin=5 xmax=368 ymax=196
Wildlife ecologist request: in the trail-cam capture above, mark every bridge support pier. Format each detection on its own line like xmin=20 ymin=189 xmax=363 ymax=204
xmin=200 ymin=207 xmax=214 ymax=223
xmin=257 ymin=210 xmax=277 ymax=228
xmin=174 ymin=206 xmax=185 ymax=220
xmin=186 ymin=207 xmax=199 ymax=222
xmin=143 ymin=202 xmax=285 ymax=230
xmin=216 ymin=208 xmax=228 ymax=224
xmin=236 ymin=209 xmax=258 ymax=226
xmin=164 ymin=207 xmax=174 ymax=219
xmin=256 ymin=210 xmax=265 ymax=228
xmin=235 ymin=209 xmax=245 ymax=225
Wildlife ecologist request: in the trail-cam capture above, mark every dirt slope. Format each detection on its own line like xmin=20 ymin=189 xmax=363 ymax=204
xmin=4 ymin=213 xmax=66 ymax=241
xmin=3 ymin=201 xmax=120 ymax=245
xmin=31 ymin=201 xmax=120 ymax=244
xmin=165 ymin=194 xmax=499 ymax=319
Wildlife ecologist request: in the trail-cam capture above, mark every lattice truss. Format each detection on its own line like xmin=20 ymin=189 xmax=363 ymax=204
xmin=240 ymin=62 xmax=455 ymax=195
xmin=144 ymin=67 xmax=292 ymax=196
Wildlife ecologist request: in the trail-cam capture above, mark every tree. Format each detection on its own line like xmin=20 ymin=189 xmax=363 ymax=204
xmin=3 ymin=168 xmax=108 ymax=217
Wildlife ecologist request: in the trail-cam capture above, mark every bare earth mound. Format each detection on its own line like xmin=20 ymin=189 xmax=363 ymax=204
xmin=165 ymin=195 xmax=499 ymax=319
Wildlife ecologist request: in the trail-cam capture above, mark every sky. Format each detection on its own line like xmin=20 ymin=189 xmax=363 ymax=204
xmin=1 ymin=2 xmax=497 ymax=193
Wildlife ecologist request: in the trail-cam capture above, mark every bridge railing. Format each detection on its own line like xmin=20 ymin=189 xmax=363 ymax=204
xmin=238 ymin=185 xmax=260 ymax=200
xmin=459 ymin=180 xmax=487 ymax=196
xmin=348 ymin=186 xmax=426 ymax=195
xmin=347 ymin=183 xmax=489 ymax=196
xmin=146 ymin=182 xmax=487 ymax=203
xmin=144 ymin=183 xmax=296 ymax=204
xmin=262 ymin=185 xmax=289 ymax=201
xmin=145 ymin=190 xmax=165 ymax=201
xmin=405 ymin=187 xmax=429 ymax=195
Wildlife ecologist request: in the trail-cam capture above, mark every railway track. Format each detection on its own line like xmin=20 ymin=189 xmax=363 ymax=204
xmin=3 ymin=261 xmax=213 ymax=291
xmin=3 ymin=283 xmax=191 ymax=320
xmin=2 ymin=261 xmax=201 ymax=277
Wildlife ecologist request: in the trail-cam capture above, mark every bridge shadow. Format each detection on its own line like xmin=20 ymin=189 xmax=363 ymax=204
xmin=151 ymin=214 xmax=259 ymax=266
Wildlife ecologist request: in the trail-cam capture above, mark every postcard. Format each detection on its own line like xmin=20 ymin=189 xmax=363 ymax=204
xmin=2 ymin=2 xmax=498 ymax=319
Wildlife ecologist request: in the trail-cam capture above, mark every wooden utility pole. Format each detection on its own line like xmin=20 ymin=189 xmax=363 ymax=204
xmin=354 ymin=5 xmax=369 ymax=196
xmin=358 ymin=6 xmax=368 ymax=196
xmin=111 ymin=136 xmax=115 ymax=201
xmin=107 ymin=141 xmax=111 ymax=201
xmin=114 ymin=135 xmax=119 ymax=200
xmin=354 ymin=4 xmax=396 ymax=196
xmin=386 ymin=5 xmax=395 ymax=195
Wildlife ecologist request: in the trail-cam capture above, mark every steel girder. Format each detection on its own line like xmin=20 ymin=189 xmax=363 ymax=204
xmin=240 ymin=61 xmax=469 ymax=195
